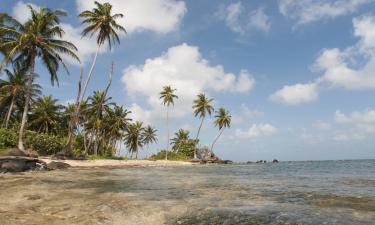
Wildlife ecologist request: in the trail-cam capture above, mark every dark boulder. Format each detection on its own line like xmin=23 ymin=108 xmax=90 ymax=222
xmin=0 ymin=156 xmax=47 ymax=173
xmin=47 ymin=161 xmax=71 ymax=170
xmin=3 ymin=148 xmax=29 ymax=157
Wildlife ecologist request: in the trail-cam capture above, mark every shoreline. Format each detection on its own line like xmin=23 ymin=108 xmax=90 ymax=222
xmin=40 ymin=157 xmax=198 ymax=168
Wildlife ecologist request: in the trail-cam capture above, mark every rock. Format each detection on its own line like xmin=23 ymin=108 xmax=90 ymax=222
xmin=196 ymin=146 xmax=213 ymax=160
xmin=216 ymin=160 xmax=233 ymax=164
xmin=0 ymin=156 xmax=46 ymax=172
xmin=1 ymin=160 xmax=27 ymax=172
xmin=47 ymin=161 xmax=71 ymax=170
xmin=246 ymin=161 xmax=253 ymax=164
xmin=26 ymin=149 xmax=39 ymax=158
xmin=3 ymin=148 xmax=29 ymax=157
xmin=272 ymin=159 xmax=279 ymax=163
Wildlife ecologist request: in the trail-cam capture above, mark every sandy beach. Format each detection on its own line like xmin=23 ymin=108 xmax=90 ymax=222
xmin=40 ymin=158 xmax=198 ymax=168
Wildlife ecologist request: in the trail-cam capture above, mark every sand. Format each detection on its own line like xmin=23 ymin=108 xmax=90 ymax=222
xmin=40 ymin=157 xmax=197 ymax=168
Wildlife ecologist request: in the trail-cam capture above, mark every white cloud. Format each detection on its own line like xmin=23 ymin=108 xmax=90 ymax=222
xmin=12 ymin=1 xmax=37 ymax=23
xmin=314 ymin=15 xmax=375 ymax=89
xmin=235 ymin=123 xmax=277 ymax=139
xmin=334 ymin=110 xmax=375 ymax=124
xmin=121 ymin=43 xmax=255 ymax=122
xmin=278 ymin=0 xmax=373 ymax=26
xmin=217 ymin=2 xmax=271 ymax=35
xmin=232 ymin=104 xmax=264 ymax=124
xmin=270 ymin=82 xmax=319 ymax=105
xmin=271 ymin=14 xmax=375 ymax=105
xmin=76 ymin=0 xmax=187 ymax=34
xmin=313 ymin=120 xmax=332 ymax=130
xmin=60 ymin=24 xmax=107 ymax=64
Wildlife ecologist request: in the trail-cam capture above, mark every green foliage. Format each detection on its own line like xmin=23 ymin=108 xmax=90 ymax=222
xmin=150 ymin=150 xmax=191 ymax=161
xmin=0 ymin=128 xmax=64 ymax=155
xmin=0 ymin=128 xmax=17 ymax=149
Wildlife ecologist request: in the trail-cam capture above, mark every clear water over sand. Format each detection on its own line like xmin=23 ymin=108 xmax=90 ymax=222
xmin=1 ymin=160 xmax=374 ymax=225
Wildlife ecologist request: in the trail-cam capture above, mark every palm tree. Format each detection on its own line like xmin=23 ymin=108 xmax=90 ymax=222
xmin=104 ymin=105 xmax=132 ymax=155
xmin=124 ymin=121 xmax=144 ymax=159
xmin=0 ymin=64 xmax=41 ymax=128
xmin=78 ymin=1 xmax=126 ymax=100
xmin=142 ymin=125 xmax=158 ymax=157
xmin=210 ymin=107 xmax=231 ymax=153
xmin=29 ymin=95 xmax=63 ymax=134
xmin=171 ymin=129 xmax=190 ymax=152
xmin=192 ymin=93 xmax=214 ymax=158
xmin=85 ymin=91 xmax=114 ymax=155
xmin=160 ymin=85 xmax=178 ymax=160
xmin=0 ymin=6 xmax=79 ymax=150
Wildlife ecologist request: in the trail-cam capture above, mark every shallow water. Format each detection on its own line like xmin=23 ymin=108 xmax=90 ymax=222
xmin=0 ymin=160 xmax=374 ymax=225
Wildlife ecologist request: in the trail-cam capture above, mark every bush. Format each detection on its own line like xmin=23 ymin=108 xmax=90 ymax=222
xmin=0 ymin=128 xmax=64 ymax=156
xmin=150 ymin=150 xmax=191 ymax=161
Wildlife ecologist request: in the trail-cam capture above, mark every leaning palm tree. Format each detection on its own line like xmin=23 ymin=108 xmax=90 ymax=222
xmin=0 ymin=6 xmax=80 ymax=150
xmin=29 ymin=95 xmax=63 ymax=134
xmin=142 ymin=125 xmax=158 ymax=157
xmin=171 ymin=129 xmax=190 ymax=152
xmin=159 ymin=85 xmax=178 ymax=160
xmin=0 ymin=64 xmax=41 ymax=128
xmin=192 ymin=93 xmax=214 ymax=158
xmin=78 ymin=1 xmax=126 ymax=100
xmin=210 ymin=107 xmax=231 ymax=153
xmin=124 ymin=121 xmax=144 ymax=159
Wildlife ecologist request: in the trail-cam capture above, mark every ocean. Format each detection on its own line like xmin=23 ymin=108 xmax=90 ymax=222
xmin=0 ymin=160 xmax=374 ymax=224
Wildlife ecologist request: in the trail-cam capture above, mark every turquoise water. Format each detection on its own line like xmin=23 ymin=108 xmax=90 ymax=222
xmin=0 ymin=160 xmax=374 ymax=224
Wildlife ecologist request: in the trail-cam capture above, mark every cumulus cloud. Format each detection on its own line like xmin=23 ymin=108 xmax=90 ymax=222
xmin=232 ymin=104 xmax=264 ymax=124
xmin=12 ymin=1 xmax=37 ymax=23
xmin=217 ymin=2 xmax=271 ymax=35
xmin=270 ymin=82 xmax=319 ymax=105
xmin=121 ymin=43 xmax=255 ymax=122
xmin=278 ymin=0 xmax=373 ymax=26
xmin=76 ymin=0 xmax=187 ymax=34
xmin=335 ymin=110 xmax=375 ymax=124
xmin=271 ymin=14 xmax=375 ymax=105
xmin=235 ymin=123 xmax=277 ymax=139
xmin=313 ymin=121 xmax=332 ymax=130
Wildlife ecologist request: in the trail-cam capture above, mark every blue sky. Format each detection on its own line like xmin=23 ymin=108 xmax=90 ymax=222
xmin=2 ymin=0 xmax=375 ymax=161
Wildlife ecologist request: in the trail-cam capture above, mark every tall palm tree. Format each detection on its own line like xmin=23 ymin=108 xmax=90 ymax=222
xmin=171 ymin=129 xmax=190 ymax=152
xmin=210 ymin=107 xmax=231 ymax=153
xmin=0 ymin=64 xmax=41 ymax=128
xmin=160 ymin=85 xmax=178 ymax=160
xmin=85 ymin=91 xmax=114 ymax=155
xmin=192 ymin=93 xmax=214 ymax=158
xmin=104 ymin=105 xmax=132 ymax=155
xmin=0 ymin=6 xmax=79 ymax=150
xmin=124 ymin=121 xmax=144 ymax=159
xmin=78 ymin=1 xmax=126 ymax=100
xmin=29 ymin=95 xmax=63 ymax=134
xmin=142 ymin=125 xmax=158 ymax=157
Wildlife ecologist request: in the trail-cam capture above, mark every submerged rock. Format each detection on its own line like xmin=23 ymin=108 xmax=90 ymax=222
xmin=0 ymin=156 xmax=47 ymax=173
xmin=272 ymin=159 xmax=279 ymax=163
xmin=47 ymin=161 xmax=71 ymax=170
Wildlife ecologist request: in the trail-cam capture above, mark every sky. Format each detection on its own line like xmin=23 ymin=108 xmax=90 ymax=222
xmin=1 ymin=0 xmax=375 ymax=161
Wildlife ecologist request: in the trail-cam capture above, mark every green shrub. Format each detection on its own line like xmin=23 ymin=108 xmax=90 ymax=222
xmin=150 ymin=150 xmax=191 ymax=161
xmin=0 ymin=128 xmax=64 ymax=156
xmin=0 ymin=129 xmax=17 ymax=149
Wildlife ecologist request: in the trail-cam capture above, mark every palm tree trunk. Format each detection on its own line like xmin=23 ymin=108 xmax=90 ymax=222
xmin=3 ymin=94 xmax=15 ymax=129
xmin=210 ymin=129 xmax=224 ymax=153
xmin=81 ymin=44 xmax=101 ymax=101
xmin=64 ymin=68 xmax=83 ymax=155
xmin=18 ymin=55 xmax=36 ymax=151
xmin=165 ymin=108 xmax=169 ymax=160
xmin=194 ymin=117 xmax=205 ymax=159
